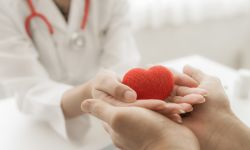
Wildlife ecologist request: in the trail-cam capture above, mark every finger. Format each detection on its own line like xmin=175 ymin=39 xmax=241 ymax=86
xmin=92 ymin=89 xmax=109 ymax=99
xmin=102 ymin=98 xmax=193 ymax=115
xmin=81 ymin=99 xmax=116 ymax=124
xmin=175 ymin=86 xmax=208 ymax=96
xmin=102 ymin=122 xmax=114 ymax=135
xmin=183 ymin=65 xmax=206 ymax=83
xmin=170 ymin=69 xmax=198 ymax=87
xmin=168 ymin=114 xmax=183 ymax=123
xmin=156 ymin=103 xmax=193 ymax=115
xmin=102 ymin=94 xmax=128 ymax=106
xmin=130 ymin=100 xmax=194 ymax=115
xmin=125 ymin=100 xmax=187 ymax=114
xmin=95 ymin=71 xmax=137 ymax=102
xmin=92 ymin=91 xmax=130 ymax=108
xmin=170 ymin=94 xmax=206 ymax=105
xmin=96 ymin=81 xmax=137 ymax=102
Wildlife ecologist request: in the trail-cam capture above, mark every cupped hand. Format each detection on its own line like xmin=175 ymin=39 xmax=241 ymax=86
xmin=181 ymin=65 xmax=250 ymax=150
xmin=91 ymin=70 xmax=137 ymax=102
xmin=81 ymin=99 xmax=200 ymax=150
xmin=92 ymin=69 xmax=207 ymax=123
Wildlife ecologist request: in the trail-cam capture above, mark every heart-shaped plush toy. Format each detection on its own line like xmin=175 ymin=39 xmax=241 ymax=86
xmin=122 ymin=65 xmax=174 ymax=100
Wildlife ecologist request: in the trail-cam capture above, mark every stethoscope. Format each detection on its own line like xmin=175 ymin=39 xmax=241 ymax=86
xmin=25 ymin=0 xmax=90 ymax=50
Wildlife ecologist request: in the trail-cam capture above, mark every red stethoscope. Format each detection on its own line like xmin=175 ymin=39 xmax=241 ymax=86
xmin=25 ymin=0 xmax=90 ymax=50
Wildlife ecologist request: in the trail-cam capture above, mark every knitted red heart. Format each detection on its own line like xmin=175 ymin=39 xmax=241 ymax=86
xmin=122 ymin=66 xmax=174 ymax=100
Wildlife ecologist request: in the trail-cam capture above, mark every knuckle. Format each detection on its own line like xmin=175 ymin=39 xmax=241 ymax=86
xmin=155 ymin=101 xmax=167 ymax=109
xmin=94 ymin=77 xmax=110 ymax=89
xmin=114 ymin=85 xmax=126 ymax=98
xmin=110 ymin=110 xmax=127 ymax=130
xmin=90 ymin=101 xmax=103 ymax=114
xmin=209 ymin=76 xmax=222 ymax=84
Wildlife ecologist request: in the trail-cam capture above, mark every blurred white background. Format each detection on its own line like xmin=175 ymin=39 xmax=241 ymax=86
xmin=128 ymin=0 xmax=250 ymax=69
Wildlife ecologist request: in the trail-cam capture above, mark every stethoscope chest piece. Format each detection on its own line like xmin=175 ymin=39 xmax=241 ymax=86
xmin=70 ymin=32 xmax=87 ymax=51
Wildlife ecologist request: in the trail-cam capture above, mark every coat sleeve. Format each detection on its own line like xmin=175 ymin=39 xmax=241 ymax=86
xmin=0 ymin=6 xmax=90 ymax=144
xmin=100 ymin=0 xmax=141 ymax=76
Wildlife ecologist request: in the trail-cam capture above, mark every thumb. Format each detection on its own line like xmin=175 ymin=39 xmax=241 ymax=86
xmin=81 ymin=99 xmax=116 ymax=124
xmin=97 ymin=80 xmax=137 ymax=102
xmin=94 ymin=70 xmax=137 ymax=102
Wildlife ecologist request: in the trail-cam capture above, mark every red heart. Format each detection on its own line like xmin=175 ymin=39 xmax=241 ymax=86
xmin=122 ymin=65 xmax=174 ymax=100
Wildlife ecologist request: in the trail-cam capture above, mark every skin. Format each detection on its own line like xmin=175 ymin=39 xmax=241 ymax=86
xmin=57 ymin=0 xmax=207 ymax=122
xmin=55 ymin=1 xmax=250 ymax=148
xmin=81 ymin=66 xmax=250 ymax=150
xmin=179 ymin=65 xmax=250 ymax=150
xmin=81 ymin=99 xmax=200 ymax=150
xmin=61 ymin=69 xmax=207 ymax=122
xmin=56 ymin=0 xmax=208 ymax=121
xmin=53 ymin=0 xmax=71 ymax=20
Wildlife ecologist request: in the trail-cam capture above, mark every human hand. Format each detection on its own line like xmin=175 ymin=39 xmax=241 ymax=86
xmin=81 ymin=99 xmax=200 ymax=150
xmin=90 ymin=70 xmax=137 ymax=102
xmin=93 ymin=69 xmax=207 ymax=123
xmin=62 ymin=68 xmax=206 ymax=121
xmin=181 ymin=65 xmax=250 ymax=150
xmin=61 ymin=70 xmax=136 ymax=118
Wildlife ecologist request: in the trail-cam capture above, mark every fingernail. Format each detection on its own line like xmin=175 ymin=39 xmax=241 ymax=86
xmin=187 ymin=106 xmax=193 ymax=112
xmin=82 ymin=100 xmax=91 ymax=113
xmin=180 ymin=103 xmax=193 ymax=112
xmin=124 ymin=91 xmax=137 ymax=101
xmin=179 ymin=109 xmax=186 ymax=114
xmin=198 ymin=98 xmax=206 ymax=104
xmin=203 ymin=94 xmax=208 ymax=97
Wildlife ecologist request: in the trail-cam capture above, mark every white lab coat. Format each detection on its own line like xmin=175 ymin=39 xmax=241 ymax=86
xmin=0 ymin=0 xmax=140 ymax=144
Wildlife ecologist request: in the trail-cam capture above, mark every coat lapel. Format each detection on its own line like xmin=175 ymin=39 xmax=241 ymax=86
xmin=35 ymin=0 xmax=67 ymax=32
xmin=67 ymin=0 xmax=85 ymax=32
xmin=34 ymin=0 xmax=85 ymax=33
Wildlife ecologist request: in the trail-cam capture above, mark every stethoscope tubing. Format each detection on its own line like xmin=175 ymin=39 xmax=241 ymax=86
xmin=25 ymin=0 xmax=90 ymax=37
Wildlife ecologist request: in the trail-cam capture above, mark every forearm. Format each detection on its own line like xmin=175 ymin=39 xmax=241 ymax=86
xmin=61 ymin=81 xmax=93 ymax=118
xmin=147 ymin=140 xmax=200 ymax=150
xmin=219 ymin=116 xmax=250 ymax=150
xmin=146 ymin=131 xmax=200 ymax=150
xmin=211 ymin=113 xmax=250 ymax=150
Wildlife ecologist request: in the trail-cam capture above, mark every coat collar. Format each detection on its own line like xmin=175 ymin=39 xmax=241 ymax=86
xmin=29 ymin=0 xmax=85 ymax=33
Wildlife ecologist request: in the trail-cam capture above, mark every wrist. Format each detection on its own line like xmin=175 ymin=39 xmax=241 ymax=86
xmin=145 ymin=130 xmax=199 ymax=150
xmin=208 ymin=113 xmax=250 ymax=150
xmin=61 ymin=81 xmax=93 ymax=118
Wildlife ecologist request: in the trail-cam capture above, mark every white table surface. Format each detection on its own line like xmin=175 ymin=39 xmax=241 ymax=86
xmin=0 ymin=98 xmax=115 ymax=150
xmin=0 ymin=55 xmax=249 ymax=150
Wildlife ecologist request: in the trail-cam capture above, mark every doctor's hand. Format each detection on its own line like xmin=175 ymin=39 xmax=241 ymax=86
xmin=181 ymin=66 xmax=250 ymax=150
xmin=81 ymin=99 xmax=200 ymax=150
xmin=61 ymin=70 xmax=136 ymax=118
xmin=90 ymin=70 xmax=137 ymax=102
xmin=93 ymin=69 xmax=207 ymax=123
xmin=90 ymin=69 xmax=208 ymax=123
xmin=62 ymin=69 xmax=206 ymax=120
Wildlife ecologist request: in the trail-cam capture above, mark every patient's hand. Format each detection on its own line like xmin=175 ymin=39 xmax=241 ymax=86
xmin=81 ymin=99 xmax=200 ymax=150
xmin=182 ymin=65 xmax=250 ymax=150
xmin=92 ymin=69 xmax=207 ymax=123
